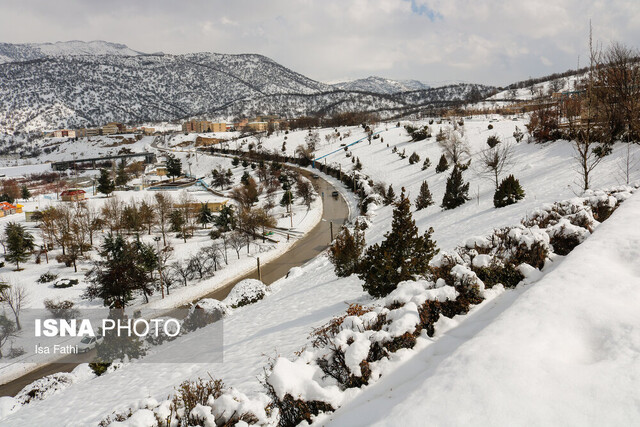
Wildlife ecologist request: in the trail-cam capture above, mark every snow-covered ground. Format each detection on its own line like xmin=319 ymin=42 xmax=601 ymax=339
xmin=0 ymin=145 xmax=324 ymax=384
xmin=327 ymin=190 xmax=640 ymax=426
xmin=1 ymin=117 xmax=639 ymax=424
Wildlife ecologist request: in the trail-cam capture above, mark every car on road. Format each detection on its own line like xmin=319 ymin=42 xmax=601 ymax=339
xmin=78 ymin=334 xmax=103 ymax=353
xmin=340 ymin=143 xmax=346 ymax=147
xmin=331 ymin=191 xmax=339 ymax=198
xmin=311 ymin=174 xmax=319 ymax=179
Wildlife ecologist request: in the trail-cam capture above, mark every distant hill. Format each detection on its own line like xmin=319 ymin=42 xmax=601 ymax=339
xmin=0 ymin=41 xmax=495 ymax=133
xmin=331 ymin=76 xmax=430 ymax=94
xmin=0 ymin=40 xmax=144 ymax=64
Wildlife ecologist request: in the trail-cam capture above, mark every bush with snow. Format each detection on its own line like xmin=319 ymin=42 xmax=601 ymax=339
xmin=224 ymin=279 xmax=268 ymax=309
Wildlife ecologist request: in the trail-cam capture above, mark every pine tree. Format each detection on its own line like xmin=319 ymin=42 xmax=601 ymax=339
xmin=494 ymin=175 xmax=525 ymax=208
xmin=197 ymin=203 xmax=213 ymax=228
xmin=354 ymin=157 xmax=363 ymax=171
xmin=435 ymin=154 xmax=449 ymax=173
xmin=241 ymin=171 xmax=251 ymax=186
xmin=165 ymin=154 xmax=182 ymax=182
xmin=280 ymin=190 xmax=294 ymax=210
xmin=422 ymin=158 xmax=431 ymax=170
xmin=5 ymin=222 xmax=34 ymax=270
xmin=441 ymin=165 xmax=470 ymax=210
xmin=385 ymin=184 xmax=396 ymax=205
xmin=214 ymin=205 xmax=236 ymax=231
xmin=97 ymin=169 xmax=115 ymax=197
xmin=115 ymin=160 xmax=129 ymax=187
xmin=232 ymin=157 xmax=240 ymax=167
xmin=358 ymin=189 xmax=438 ymax=297
xmin=20 ymin=185 xmax=31 ymax=200
xmin=328 ymin=227 xmax=365 ymax=277
xmin=409 ymin=152 xmax=420 ymax=164
xmin=415 ymin=181 xmax=434 ymax=210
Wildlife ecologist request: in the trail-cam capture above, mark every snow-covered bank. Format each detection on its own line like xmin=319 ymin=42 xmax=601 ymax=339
xmin=328 ymin=191 xmax=640 ymax=426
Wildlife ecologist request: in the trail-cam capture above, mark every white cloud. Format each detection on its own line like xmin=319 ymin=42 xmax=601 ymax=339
xmin=0 ymin=0 xmax=638 ymax=86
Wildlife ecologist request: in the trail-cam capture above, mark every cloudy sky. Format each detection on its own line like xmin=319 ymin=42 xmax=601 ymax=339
xmin=1 ymin=0 xmax=639 ymax=86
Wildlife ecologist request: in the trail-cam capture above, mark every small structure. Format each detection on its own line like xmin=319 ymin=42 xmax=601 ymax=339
xmin=174 ymin=200 xmax=229 ymax=213
xmin=195 ymin=136 xmax=224 ymax=147
xmin=0 ymin=202 xmax=17 ymax=216
xmin=60 ymin=189 xmax=87 ymax=202
xmin=25 ymin=210 xmax=41 ymax=222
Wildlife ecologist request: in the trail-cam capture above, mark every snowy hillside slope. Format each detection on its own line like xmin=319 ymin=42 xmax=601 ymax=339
xmin=0 ymin=42 xmax=494 ymax=133
xmin=328 ymin=190 xmax=640 ymax=426
xmin=0 ymin=40 xmax=143 ymax=64
xmin=331 ymin=76 xmax=430 ymax=94
xmin=2 ymin=119 xmax=638 ymax=424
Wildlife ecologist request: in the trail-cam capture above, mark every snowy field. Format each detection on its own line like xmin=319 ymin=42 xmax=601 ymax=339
xmin=0 ymin=147 xmax=323 ymax=384
xmin=1 ymin=117 xmax=639 ymax=424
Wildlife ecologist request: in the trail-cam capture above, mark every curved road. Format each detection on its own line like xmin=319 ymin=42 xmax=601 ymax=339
xmin=0 ymin=168 xmax=350 ymax=397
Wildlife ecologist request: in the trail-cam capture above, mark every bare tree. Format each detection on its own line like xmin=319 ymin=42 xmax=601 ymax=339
xmin=154 ymin=192 xmax=173 ymax=246
xmin=295 ymin=177 xmax=316 ymax=209
xmin=438 ymin=127 xmax=471 ymax=166
xmin=228 ymin=231 xmax=245 ymax=259
xmin=477 ymin=142 xmax=516 ymax=189
xmin=0 ymin=283 xmax=29 ymax=330
xmin=0 ymin=314 xmax=18 ymax=358
xmin=573 ymin=23 xmax=605 ymax=191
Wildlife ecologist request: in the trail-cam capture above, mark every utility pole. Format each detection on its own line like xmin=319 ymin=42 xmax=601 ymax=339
xmin=257 ymin=257 xmax=262 ymax=281
xmin=330 ymin=221 xmax=333 ymax=242
xmin=154 ymin=237 xmax=164 ymax=299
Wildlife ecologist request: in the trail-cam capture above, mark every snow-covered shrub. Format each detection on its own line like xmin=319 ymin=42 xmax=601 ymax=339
xmin=36 ymin=271 xmax=58 ymax=283
xmin=15 ymin=373 xmax=75 ymax=405
xmin=488 ymin=226 xmax=550 ymax=269
xmin=472 ymin=258 xmax=524 ymax=289
xmin=224 ymin=279 xmax=268 ymax=309
xmin=99 ymin=377 xmax=265 ymax=426
xmin=182 ymin=299 xmax=228 ymax=332
xmin=43 ymin=299 xmax=78 ymax=320
xmin=53 ymin=278 xmax=79 ymax=288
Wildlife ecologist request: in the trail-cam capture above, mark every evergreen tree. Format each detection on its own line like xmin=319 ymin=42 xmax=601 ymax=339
xmin=242 ymin=159 xmax=249 ymax=168
xmin=215 ymin=205 xmax=236 ymax=231
xmin=441 ymin=165 xmax=470 ymax=210
xmin=197 ymin=203 xmax=213 ymax=228
xmin=435 ymin=154 xmax=449 ymax=173
xmin=115 ymin=160 xmax=129 ymax=187
xmin=5 ymin=222 xmax=34 ymax=270
xmin=83 ymin=234 xmax=157 ymax=308
xmin=358 ymin=189 xmax=438 ymax=297
xmin=354 ymin=157 xmax=363 ymax=171
xmin=384 ymin=184 xmax=396 ymax=205
xmin=169 ymin=210 xmax=185 ymax=233
xmin=409 ymin=152 xmax=420 ymax=164
xmin=97 ymin=169 xmax=115 ymax=196
xmin=415 ymin=181 xmax=434 ymax=210
xmin=422 ymin=158 xmax=431 ymax=170
xmin=280 ymin=190 xmax=294 ymax=209
xmin=165 ymin=153 xmax=182 ymax=182
xmin=493 ymin=175 xmax=525 ymax=208
xmin=20 ymin=185 xmax=31 ymax=200
xmin=93 ymin=309 xmax=146 ymax=372
xmin=328 ymin=227 xmax=365 ymax=277
xmin=232 ymin=157 xmax=240 ymax=167
xmin=241 ymin=171 xmax=251 ymax=186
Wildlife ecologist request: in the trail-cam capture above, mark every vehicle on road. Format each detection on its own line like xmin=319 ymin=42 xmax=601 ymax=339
xmin=331 ymin=191 xmax=339 ymax=198
xmin=77 ymin=334 xmax=103 ymax=353
xmin=311 ymin=174 xmax=319 ymax=179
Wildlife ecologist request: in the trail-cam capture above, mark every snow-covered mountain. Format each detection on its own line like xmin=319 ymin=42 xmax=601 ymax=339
xmin=331 ymin=76 xmax=430 ymax=94
xmin=0 ymin=42 xmax=494 ymax=133
xmin=0 ymin=40 xmax=144 ymax=64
